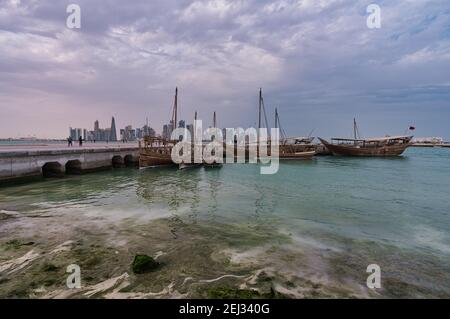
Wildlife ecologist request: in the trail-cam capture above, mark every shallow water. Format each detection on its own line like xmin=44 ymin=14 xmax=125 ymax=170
xmin=0 ymin=147 xmax=449 ymax=298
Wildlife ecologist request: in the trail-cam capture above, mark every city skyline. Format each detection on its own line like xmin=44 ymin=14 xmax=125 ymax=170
xmin=69 ymin=116 xmax=158 ymax=142
xmin=1 ymin=1 xmax=449 ymax=139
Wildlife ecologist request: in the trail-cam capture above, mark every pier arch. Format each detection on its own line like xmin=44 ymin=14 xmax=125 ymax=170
xmin=124 ymin=154 xmax=136 ymax=167
xmin=42 ymin=162 xmax=64 ymax=178
xmin=65 ymin=160 xmax=82 ymax=175
xmin=112 ymin=155 xmax=124 ymax=168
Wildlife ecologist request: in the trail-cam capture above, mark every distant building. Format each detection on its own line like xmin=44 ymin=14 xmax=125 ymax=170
xmin=86 ymin=130 xmax=94 ymax=141
xmin=142 ymin=124 xmax=155 ymax=138
xmin=413 ymin=137 xmax=443 ymax=144
xmin=90 ymin=118 xmax=116 ymax=142
xmin=162 ymin=124 xmax=169 ymax=140
xmin=69 ymin=127 xmax=75 ymax=140
xmin=148 ymin=127 xmax=156 ymax=137
xmin=120 ymin=122 xmax=156 ymax=141
xmin=69 ymin=127 xmax=83 ymax=140
xmin=110 ymin=117 xmax=117 ymax=142
xmin=70 ymin=117 xmax=156 ymax=142
xmin=162 ymin=120 xmax=175 ymax=140
xmin=135 ymin=128 xmax=142 ymax=139
xmin=186 ymin=124 xmax=194 ymax=140
xmin=121 ymin=125 xmax=136 ymax=141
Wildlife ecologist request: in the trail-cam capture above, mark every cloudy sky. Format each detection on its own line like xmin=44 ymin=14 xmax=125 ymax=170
xmin=0 ymin=0 xmax=449 ymax=139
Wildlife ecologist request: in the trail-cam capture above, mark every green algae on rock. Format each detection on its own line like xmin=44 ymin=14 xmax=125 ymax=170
xmin=42 ymin=263 xmax=58 ymax=272
xmin=132 ymin=254 xmax=160 ymax=274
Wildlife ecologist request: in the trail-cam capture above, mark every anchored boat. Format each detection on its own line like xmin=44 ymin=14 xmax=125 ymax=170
xmin=319 ymin=119 xmax=413 ymax=157
xmin=274 ymin=107 xmax=316 ymax=159
xmin=139 ymin=88 xmax=179 ymax=168
xmin=139 ymin=137 xmax=175 ymax=167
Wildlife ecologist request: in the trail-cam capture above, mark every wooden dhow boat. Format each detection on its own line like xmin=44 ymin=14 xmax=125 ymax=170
xmin=283 ymin=136 xmax=315 ymax=145
xmin=253 ymin=89 xmax=316 ymax=160
xmin=139 ymin=136 xmax=176 ymax=167
xmin=274 ymin=107 xmax=315 ymax=159
xmin=139 ymin=88 xmax=179 ymax=168
xmin=319 ymin=119 xmax=413 ymax=157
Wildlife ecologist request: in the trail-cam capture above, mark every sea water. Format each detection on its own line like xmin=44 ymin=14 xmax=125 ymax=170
xmin=0 ymin=147 xmax=449 ymax=298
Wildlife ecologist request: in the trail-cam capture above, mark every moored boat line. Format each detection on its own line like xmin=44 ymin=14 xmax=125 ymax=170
xmin=138 ymin=89 xmax=421 ymax=170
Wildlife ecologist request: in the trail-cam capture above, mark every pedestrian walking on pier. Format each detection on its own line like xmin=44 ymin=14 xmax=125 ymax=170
xmin=67 ymin=137 xmax=73 ymax=147
xmin=79 ymin=136 xmax=83 ymax=147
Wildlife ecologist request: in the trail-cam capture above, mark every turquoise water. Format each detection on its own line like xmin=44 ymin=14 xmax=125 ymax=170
xmin=0 ymin=147 xmax=449 ymax=298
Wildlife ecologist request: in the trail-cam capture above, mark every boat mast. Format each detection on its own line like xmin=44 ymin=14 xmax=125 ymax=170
xmin=258 ymin=88 xmax=262 ymax=130
xmin=275 ymin=107 xmax=282 ymax=145
xmin=275 ymin=107 xmax=278 ymax=129
xmin=213 ymin=111 xmax=216 ymax=128
xmin=174 ymin=87 xmax=178 ymax=131
xmin=194 ymin=111 xmax=197 ymax=142
xmin=353 ymin=118 xmax=358 ymax=145
xmin=258 ymin=88 xmax=270 ymax=139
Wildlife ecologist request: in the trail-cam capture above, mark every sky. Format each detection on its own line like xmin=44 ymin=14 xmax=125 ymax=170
xmin=0 ymin=0 xmax=449 ymax=139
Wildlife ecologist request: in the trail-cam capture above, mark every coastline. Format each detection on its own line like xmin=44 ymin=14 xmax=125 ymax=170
xmin=1 ymin=213 xmax=448 ymax=299
xmin=1 ymin=150 xmax=449 ymax=299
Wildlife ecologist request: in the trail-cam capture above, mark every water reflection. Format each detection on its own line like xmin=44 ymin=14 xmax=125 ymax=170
xmin=204 ymin=169 xmax=222 ymax=221
xmin=321 ymin=155 xmax=409 ymax=169
xmin=0 ymin=168 xmax=139 ymax=213
xmin=136 ymin=167 xmax=201 ymax=214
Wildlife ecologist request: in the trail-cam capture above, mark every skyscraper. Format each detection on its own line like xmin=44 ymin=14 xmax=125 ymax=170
xmin=110 ymin=117 xmax=117 ymax=141
xmin=69 ymin=127 xmax=76 ymax=140
xmin=122 ymin=125 xmax=136 ymax=141
xmin=76 ymin=128 xmax=82 ymax=140
xmin=162 ymin=120 xmax=175 ymax=140
xmin=94 ymin=120 xmax=100 ymax=141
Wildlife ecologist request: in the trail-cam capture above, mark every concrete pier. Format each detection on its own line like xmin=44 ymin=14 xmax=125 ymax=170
xmin=0 ymin=143 xmax=139 ymax=183
xmin=410 ymin=143 xmax=450 ymax=148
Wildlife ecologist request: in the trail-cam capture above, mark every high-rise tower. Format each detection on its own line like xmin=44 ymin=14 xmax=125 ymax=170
xmin=110 ymin=117 xmax=117 ymax=141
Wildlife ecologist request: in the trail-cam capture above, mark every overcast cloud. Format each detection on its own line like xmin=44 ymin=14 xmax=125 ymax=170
xmin=0 ymin=0 xmax=449 ymax=139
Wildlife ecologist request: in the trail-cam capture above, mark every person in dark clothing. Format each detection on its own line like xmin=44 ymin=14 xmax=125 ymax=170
xmin=67 ymin=137 xmax=73 ymax=147
xmin=79 ymin=136 xmax=83 ymax=147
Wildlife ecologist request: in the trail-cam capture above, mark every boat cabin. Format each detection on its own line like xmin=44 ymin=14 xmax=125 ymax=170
xmin=330 ymin=136 xmax=413 ymax=148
